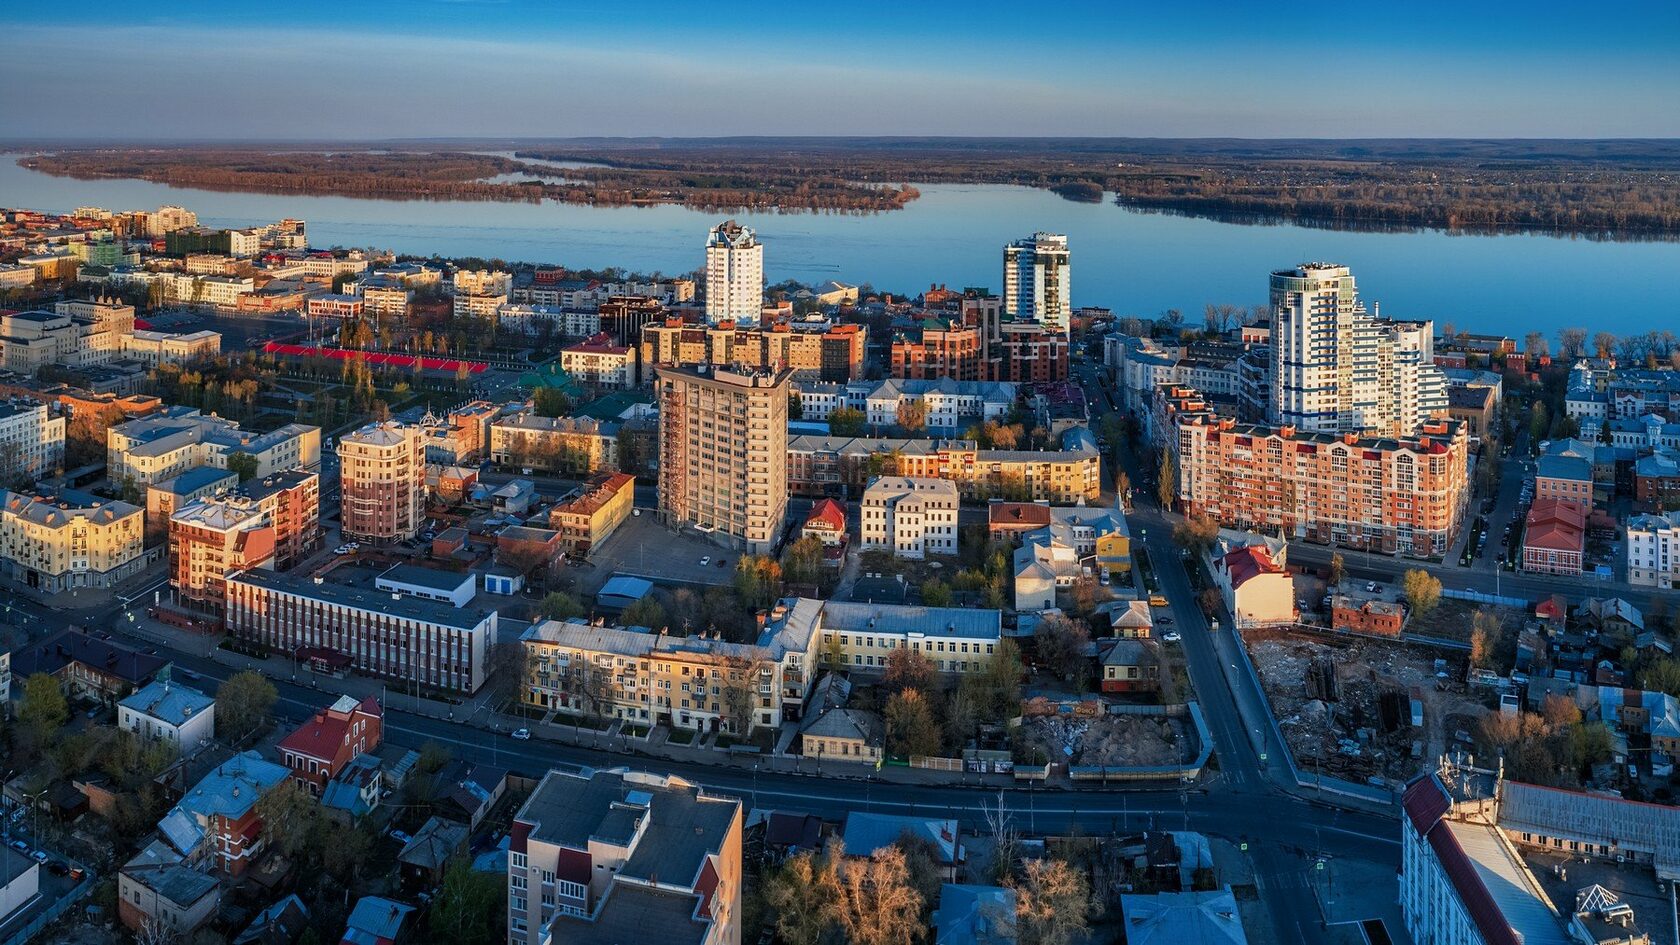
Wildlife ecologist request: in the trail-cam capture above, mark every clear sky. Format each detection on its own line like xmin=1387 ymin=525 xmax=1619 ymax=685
xmin=2 ymin=0 xmax=1677 ymax=140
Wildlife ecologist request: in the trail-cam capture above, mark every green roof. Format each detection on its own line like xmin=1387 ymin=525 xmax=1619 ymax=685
xmin=517 ymin=364 xmax=583 ymax=394
xmin=576 ymin=389 xmax=655 ymax=421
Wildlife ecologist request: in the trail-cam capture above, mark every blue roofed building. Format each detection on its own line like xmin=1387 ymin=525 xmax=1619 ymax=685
xmin=933 ymin=884 xmax=1017 ymax=945
xmin=841 ymin=812 xmax=963 ymax=879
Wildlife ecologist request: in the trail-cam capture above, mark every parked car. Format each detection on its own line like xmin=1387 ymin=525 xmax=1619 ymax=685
xmin=699 ymin=556 xmax=711 ymax=567
xmin=1365 ymin=581 xmax=1379 ymax=592
xmin=31 ymin=850 xmax=47 ymax=865
xmin=1162 ymin=631 xmax=1182 ymax=643
xmin=8 ymin=839 xmax=26 ymax=853
xmin=388 ymin=829 xmax=411 ymax=845
xmin=511 ymin=728 xmax=531 ymax=741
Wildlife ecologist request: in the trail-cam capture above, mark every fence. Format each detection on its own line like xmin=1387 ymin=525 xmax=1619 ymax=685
xmin=1442 ymin=588 xmax=1528 ymax=608
xmin=909 ymin=755 xmax=963 ymax=773
xmin=0 ymin=868 xmax=96 ymax=945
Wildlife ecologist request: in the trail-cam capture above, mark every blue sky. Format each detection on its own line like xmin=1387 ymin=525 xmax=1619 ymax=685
xmin=2 ymin=1 xmax=1677 ymax=139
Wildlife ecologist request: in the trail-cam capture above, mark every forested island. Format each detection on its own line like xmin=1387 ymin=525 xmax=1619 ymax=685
xmin=21 ymin=137 xmax=1680 ymax=236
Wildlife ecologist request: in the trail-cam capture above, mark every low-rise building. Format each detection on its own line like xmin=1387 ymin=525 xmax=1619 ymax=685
xmin=224 ymin=569 xmax=497 ymax=693
xmin=304 ymin=293 xmax=363 ymax=320
xmin=801 ymin=497 xmax=847 ymax=547
xmin=798 ymin=706 xmax=885 ymax=764
xmin=1100 ymin=639 xmax=1161 ymax=694
xmin=1522 ymin=497 xmax=1587 ymax=576
xmin=490 ymin=412 xmax=620 ymax=476
xmin=559 ymin=333 xmax=638 ymax=388
xmin=508 ymin=769 xmax=743 ymax=945
xmin=860 ymin=476 xmax=959 ymax=559
xmin=155 ymin=750 xmax=290 ymax=875
xmin=276 ymin=694 xmax=384 ymax=796
xmin=1445 ymin=384 xmax=1497 ymax=440
xmin=118 ymin=839 xmax=221 ymax=937
xmin=1209 ymin=535 xmax=1294 ymax=629
xmin=1536 ymin=453 xmax=1594 ymax=511
xmin=547 ymin=472 xmax=635 ymax=556
xmin=1330 ymin=596 xmax=1406 ymax=636
xmin=0 ymin=490 xmax=145 ymax=592
xmin=9 ymin=627 xmax=167 ymax=704
xmin=119 ymin=329 xmax=221 ymax=368
xmin=117 ymin=679 xmax=216 ymax=754
xmin=786 ymin=429 xmax=1101 ymax=504
xmin=108 ymin=409 xmax=320 ymax=485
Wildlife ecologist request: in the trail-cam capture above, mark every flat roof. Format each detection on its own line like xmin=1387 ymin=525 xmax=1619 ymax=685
xmin=1445 ymin=821 xmax=1570 ymax=945
xmin=377 ymin=563 xmax=475 ymax=594
xmin=229 ymin=569 xmax=496 ymax=631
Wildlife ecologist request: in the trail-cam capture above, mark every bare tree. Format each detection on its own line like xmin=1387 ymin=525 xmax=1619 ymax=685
xmin=1557 ymin=327 xmax=1587 ymax=359
xmin=982 ymin=790 xmax=1020 ymax=883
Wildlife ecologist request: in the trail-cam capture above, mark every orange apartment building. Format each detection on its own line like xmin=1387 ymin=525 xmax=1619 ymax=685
xmin=547 ymin=472 xmax=635 ymax=556
xmin=639 ymin=317 xmax=866 ymax=383
xmin=1158 ymin=384 xmax=1469 ymax=557
xmin=166 ymin=469 xmax=320 ymax=610
xmin=890 ymin=316 xmax=1067 ymax=383
xmin=339 ymin=419 xmax=426 ymax=544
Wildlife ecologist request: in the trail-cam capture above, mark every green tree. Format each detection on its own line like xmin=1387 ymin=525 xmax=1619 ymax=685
xmin=828 ymin=407 xmax=866 ymax=437
xmin=884 ymin=689 xmax=941 ymax=759
xmin=226 ymin=451 xmax=259 ymax=482
xmin=1639 ymin=657 xmax=1680 ymax=697
xmin=919 ymin=576 xmax=952 ymax=607
xmin=532 ymin=386 xmax=572 ymax=418
xmin=787 ymin=391 xmax=805 ymax=420
xmin=429 ymin=859 xmax=507 ymax=945
xmin=216 ymin=670 xmax=277 ymax=743
xmin=620 ymin=595 xmax=667 ymax=630
xmin=18 ymin=673 xmax=68 ymax=743
xmin=1171 ymin=515 xmax=1219 ymax=554
xmin=538 ymin=592 xmax=585 ymax=620
xmin=1402 ymin=569 xmax=1443 ymax=618
xmin=733 ymin=556 xmax=783 ymax=610
xmin=1156 ymin=450 xmax=1177 ymax=509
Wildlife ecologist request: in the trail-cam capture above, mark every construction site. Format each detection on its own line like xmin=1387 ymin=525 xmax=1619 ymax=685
xmin=1245 ymin=628 xmax=1488 ymax=786
xmin=1016 ymin=698 xmax=1198 ymax=769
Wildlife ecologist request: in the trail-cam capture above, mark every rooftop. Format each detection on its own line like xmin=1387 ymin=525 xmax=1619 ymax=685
xmin=12 ymin=627 xmax=167 ymax=685
xmin=118 ymin=679 xmax=215 ymax=727
xmin=1119 ymin=889 xmax=1249 ymax=945
xmin=817 ymin=599 xmax=1002 ymax=641
xmin=227 ymin=569 xmax=498 ymax=632
xmin=545 ymin=882 xmax=710 ymax=945
xmin=376 ymin=563 xmax=474 ymax=595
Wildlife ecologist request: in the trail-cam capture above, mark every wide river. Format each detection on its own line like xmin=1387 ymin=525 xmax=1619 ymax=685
xmin=3 ymin=156 xmax=1676 ymax=338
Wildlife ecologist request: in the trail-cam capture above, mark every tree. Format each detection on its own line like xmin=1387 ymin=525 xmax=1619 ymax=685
xmin=1527 ymin=401 xmax=1549 ymax=444
xmin=429 ymin=858 xmax=507 ymax=945
xmin=225 ymin=451 xmax=259 ymax=483
xmin=18 ymin=673 xmax=68 ymax=743
xmin=532 ymin=386 xmax=571 ymax=418
xmin=832 ymin=845 xmax=926 ymax=945
xmin=764 ymin=843 xmax=843 ymax=945
xmin=1469 ymin=610 xmax=1502 ymax=669
xmin=1035 ymin=614 xmax=1090 ymax=685
xmin=1156 ymin=450 xmax=1176 ymax=509
xmin=1328 ymin=552 xmax=1346 ymax=588
xmin=1557 ymin=327 xmax=1587 ymax=359
xmin=483 ymin=641 xmax=531 ymax=712
xmin=1639 ymin=657 xmax=1680 ymax=697
xmin=895 ymin=399 xmax=927 ymax=434
xmin=882 ymin=648 xmax=935 ymax=695
xmin=781 ymin=536 xmax=826 ymax=588
xmin=920 ymin=576 xmax=952 ymax=607
xmin=828 ymin=407 xmax=866 ymax=437
xmin=1008 ymin=858 xmax=1091 ymax=945
xmin=620 ymin=595 xmax=667 ymax=630
xmin=1523 ymin=331 xmax=1548 ymax=362
xmin=733 ymin=556 xmax=783 ymax=610
xmin=884 ymin=689 xmax=941 ymax=759
xmin=1401 ymin=569 xmax=1442 ymax=618
xmin=538 ymin=592 xmax=585 ymax=620
xmin=252 ymin=779 xmax=321 ymax=862
xmin=1171 ymin=515 xmax=1219 ymax=554
xmin=1593 ymin=331 xmax=1617 ymax=360
xmin=981 ymin=791 xmax=1020 ymax=883
xmin=216 ymin=670 xmax=277 ymax=743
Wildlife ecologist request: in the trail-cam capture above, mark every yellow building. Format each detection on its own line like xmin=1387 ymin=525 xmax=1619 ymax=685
xmin=547 ymin=473 xmax=635 ymax=555
xmin=489 ymin=412 xmax=619 ymax=476
xmin=0 ymin=490 xmax=146 ymax=592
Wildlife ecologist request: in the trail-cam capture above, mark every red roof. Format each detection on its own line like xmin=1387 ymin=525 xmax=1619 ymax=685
xmin=1523 ymin=498 xmax=1586 ymax=552
xmin=804 ymin=498 xmax=846 ymax=533
xmin=278 ymin=695 xmax=381 ymax=762
xmin=1221 ymin=545 xmax=1283 ymax=589
xmin=1402 ymin=778 xmax=1522 ymax=945
xmin=988 ymin=502 xmax=1052 ymax=529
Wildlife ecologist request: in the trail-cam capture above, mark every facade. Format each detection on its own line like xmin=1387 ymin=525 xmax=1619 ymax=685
xmin=276 ymin=694 xmax=384 ymax=795
xmin=305 ymin=293 xmax=363 ymax=320
xmin=1003 ymin=233 xmax=1071 ymax=333
xmin=1268 ymin=263 xmax=1448 ymax=437
xmin=9 ymin=628 xmax=167 ymax=704
xmin=1100 ymin=639 xmax=1161 ymax=694
xmin=1159 ymin=385 xmax=1469 ymax=557
xmin=0 ymin=490 xmax=145 ymax=592
xmin=891 ymin=319 xmax=986 ymax=382
xmin=1330 ymin=596 xmax=1406 ymax=636
xmin=338 ymin=420 xmax=427 ymax=544
xmin=224 ymin=568 xmax=497 ymax=693
xmin=119 ymin=329 xmax=221 ymax=368
xmin=1445 ymin=385 xmax=1497 ymax=440
xmin=359 ymin=281 xmax=411 ymax=319
xmin=497 ymin=303 xmax=600 ymax=338
xmin=641 ymin=317 xmax=867 ymax=383
xmin=1626 ymin=510 xmax=1680 ymax=588
xmin=547 ymin=472 xmax=635 ymax=556
xmin=168 ymin=496 xmax=277 ymax=610
xmin=154 ymin=751 xmax=289 ymax=875
xmin=785 ymin=429 xmax=1102 ymax=505
xmin=1210 ymin=538 xmax=1296 ymax=629
xmin=117 ymin=840 xmax=220 ymax=936
xmin=489 ymin=412 xmax=620 ymax=476
xmin=0 ymin=399 xmax=66 ymax=481
xmin=116 ymin=679 xmax=216 ymax=753
xmin=704 ymin=220 xmax=763 ymax=324
xmin=1535 ymin=454 xmax=1594 ymax=511
xmin=509 ymin=770 xmax=743 ymax=945
xmin=107 ymin=409 xmax=320 ymax=485
xmin=799 ymin=707 xmax=885 ymax=764
xmin=1521 ymin=498 xmax=1586 ymax=576
xmin=559 ymin=333 xmax=637 ymax=388
xmin=656 ymin=366 xmax=790 ymax=555
xmin=859 ymin=476 xmax=959 ymax=559
xmin=452 ymin=269 xmax=512 ymax=320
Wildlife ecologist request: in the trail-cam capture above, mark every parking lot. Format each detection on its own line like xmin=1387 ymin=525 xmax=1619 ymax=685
xmin=577 ymin=513 xmax=738 ymax=596
xmin=0 ymin=826 xmax=92 ymax=944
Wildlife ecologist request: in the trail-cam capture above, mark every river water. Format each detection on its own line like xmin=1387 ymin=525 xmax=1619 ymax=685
xmin=3 ymin=155 xmax=1675 ymax=338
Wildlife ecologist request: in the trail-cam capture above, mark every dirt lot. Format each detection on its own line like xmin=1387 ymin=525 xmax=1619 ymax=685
xmin=1018 ymin=712 xmax=1194 ymax=768
xmin=1247 ymin=630 xmax=1487 ymax=785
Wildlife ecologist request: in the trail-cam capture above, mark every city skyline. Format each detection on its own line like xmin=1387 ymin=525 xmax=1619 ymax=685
xmin=2 ymin=1 xmax=1677 ymax=139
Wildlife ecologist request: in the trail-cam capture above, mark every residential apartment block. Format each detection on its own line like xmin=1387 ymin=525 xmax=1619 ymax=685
xmin=496 ymin=303 xmax=601 ymax=339
xmin=704 ymin=219 xmax=763 ymax=324
xmin=339 ymin=419 xmax=426 ymax=544
xmin=169 ymin=496 xmax=277 ymax=610
xmin=1627 ymin=510 xmax=1680 ymax=588
xmin=508 ymin=770 xmax=742 ymax=945
xmin=890 ymin=316 xmax=1068 ymax=384
xmin=799 ymin=377 xmax=1016 ymax=433
xmin=1268 ymin=263 xmax=1447 ymax=437
xmin=0 ymin=490 xmax=146 ymax=592
xmin=640 ymin=316 xmax=866 ymax=383
xmin=452 ymin=269 xmax=512 ymax=320
xmin=860 ymin=476 xmax=959 ymax=558
xmin=0 ymin=398 xmax=65 ymax=480
xmin=107 ymin=408 xmax=320 ymax=485
xmin=657 ymin=366 xmax=789 ymax=555
xmin=547 ymin=472 xmax=635 ymax=556
xmin=224 ymin=569 xmax=497 ymax=693
xmin=489 ymin=412 xmax=620 ymax=476
xmin=1003 ymin=232 xmax=1071 ymax=334
xmin=559 ymin=333 xmax=637 ymax=388
xmin=1158 ymin=385 xmax=1469 ymax=557
xmin=786 ymin=428 xmax=1101 ymax=505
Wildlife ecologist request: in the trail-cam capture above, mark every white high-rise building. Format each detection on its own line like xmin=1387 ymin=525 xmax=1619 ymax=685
xmin=1267 ymin=263 xmax=1447 ymax=437
xmin=704 ymin=220 xmax=763 ymax=324
xmin=1002 ymin=233 xmax=1071 ymax=334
